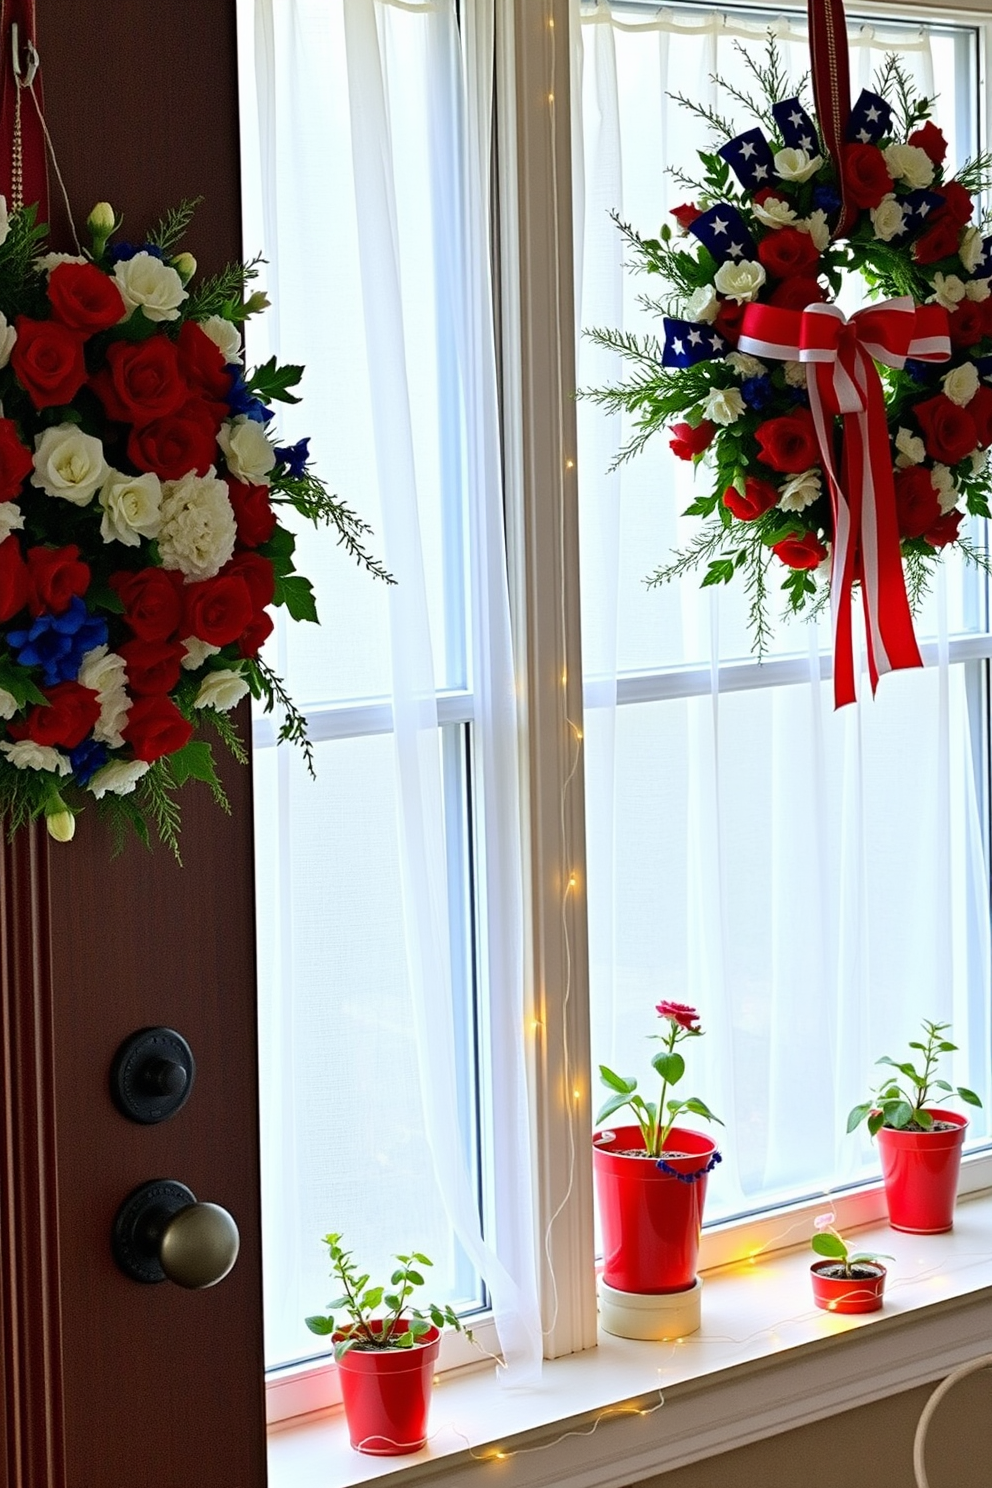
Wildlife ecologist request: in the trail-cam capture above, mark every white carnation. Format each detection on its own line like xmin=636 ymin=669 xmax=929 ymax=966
xmin=32 ymin=424 xmax=108 ymax=506
xmin=35 ymin=252 xmax=87 ymax=276
xmin=972 ymin=448 xmax=990 ymax=476
xmin=77 ymin=645 xmax=131 ymax=749
xmin=113 ymin=252 xmax=187 ymax=323
xmin=0 ymin=312 xmax=16 ymax=369
xmin=870 ymin=195 xmax=905 ymax=244
xmin=685 ymin=284 xmax=719 ymax=324
xmin=158 ymin=469 xmax=237 ymax=581
xmin=930 ymin=272 xmax=967 ymax=313
xmin=87 ymin=759 xmax=151 ymax=799
xmin=702 ymin=386 xmax=745 ymax=426
xmin=773 ymin=147 xmax=823 ymax=183
xmin=783 ymin=360 xmax=807 ymax=388
xmin=799 ymin=210 xmax=831 ymax=252
xmin=181 ymin=635 xmax=221 ymax=670
xmin=713 ymin=258 xmax=766 ymax=304
xmin=883 ymin=143 xmax=934 ymax=190
xmin=942 ymin=362 xmax=979 ymax=408
xmin=725 ymin=351 xmax=767 ymax=379
xmin=959 ymin=226 xmax=986 ymax=275
xmin=194 ymin=669 xmax=250 ymax=711
xmin=98 ymin=469 xmax=163 ymax=546
xmin=199 ymin=315 xmax=243 ymax=364
xmin=931 ymin=464 xmax=958 ymax=514
xmin=752 ymin=195 xmax=797 ymax=229
xmin=0 ymin=687 xmax=17 ymax=720
xmin=0 ymin=741 xmax=71 ymax=775
xmin=0 ymin=502 xmax=24 ymax=543
xmin=894 ymin=427 xmax=926 ymax=467
xmin=966 ymin=278 xmax=991 ymax=303
xmin=778 ymin=467 xmax=822 ymax=512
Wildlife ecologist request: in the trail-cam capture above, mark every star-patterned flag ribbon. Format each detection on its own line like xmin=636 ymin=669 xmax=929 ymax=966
xmin=893 ymin=189 xmax=944 ymax=241
xmin=718 ymin=129 xmax=776 ymax=192
xmin=661 ymin=317 xmax=729 ymax=368
xmin=975 ymin=354 xmax=992 ymax=381
xmin=847 ymin=89 xmax=893 ymax=145
xmin=772 ymin=99 xmax=819 ymax=154
xmin=688 ymin=204 xmax=757 ymax=266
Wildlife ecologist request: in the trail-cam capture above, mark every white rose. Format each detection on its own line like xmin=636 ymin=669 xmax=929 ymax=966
xmin=217 ymin=417 xmax=276 ymax=485
xmin=725 ymin=351 xmax=767 ymax=379
xmin=77 ymin=645 xmax=131 ymax=748
xmin=0 ymin=502 xmax=24 ymax=543
xmin=199 ymin=315 xmax=243 ymax=364
xmin=0 ymin=312 xmax=16 ymax=369
xmin=778 ymin=467 xmax=822 ymax=512
xmin=959 ymin=226 xmax=985 ymax=275
xmin=930 ymin=272 xmax=967 ymax=313
xmin=972 ymin=448 xmax=989 ymax=476
xmin=883 ymin=143 xmax=934 ymax=189
xmin=930 ymin=464 xmax=958 ymax=514
xmin=702 ymin=386 xmax=745 ymax=426
xmin=713 ymin=258 xmax=766 ymax=304
xmin=87 ymin=759 xmax=151 ymax=799
xmin=98 ymin=469 xmax=163 ymax=546
xmin=31 ymin=424 xmax=108 ymax=506
xmin=158 ymin=469 xmax=237 ymax=580
xmin=752 ymin=195 xmax=797 ymax=229
xmin=942 ymin=362 xmax=979 ymax=408
xmin=894 ymin=427 xmax=926 ymax=467
xmin=0 ymin=687 xmax=17 ymax=719
xmin=870 ymin=194 xmax=905 ymax=244
xmin=799 ymin=210 xmax=831 ymax=253
xmin=0 ymin=741 xmax=71 ymax=775
xmin=685 ymin=284 xmax=719 ymax=324
xmin=181 ymin=635 xmax=221 ymax=670
xmin=773 ymin=147 xmax=823 ymax=184
xmin=783 ymin=360 xmax=807 ymax=388
xmin=966 ymin=278 xmax=991 ymax=303
xmin=35 ymin=252 xmax=86 ymax=276
xmin=113 ymin=252 xmax=187 ymax=322
xmin=194 ymin=669 xmax=250 ymax=711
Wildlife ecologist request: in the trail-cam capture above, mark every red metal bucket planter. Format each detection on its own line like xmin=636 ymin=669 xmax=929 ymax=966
xmin=877 ymin=1109 xmax=968 ymax=1234
xmin=335 ymin=1323 xmax=441 ymax=1455
xmin=810 ymin=1261 xmax=886 ymax=1314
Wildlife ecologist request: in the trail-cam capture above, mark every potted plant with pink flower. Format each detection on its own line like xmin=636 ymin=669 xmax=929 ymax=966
xmin=809 ymin=1213 xmax=890 ymax=1315
xmin=593 ymin=1001 xmax=722 ymax=1339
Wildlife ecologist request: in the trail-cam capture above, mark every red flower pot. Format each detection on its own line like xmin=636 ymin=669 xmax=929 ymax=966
xmin=876 ymin=1108 xmax=968 ymax=1234
xmin=810 ymin=1261 xmax=886 ymax=1314
xmin=335 ymin=1322 xmax=440 ymax=1455
xmin=593 ymin=1124 xmax=718 ymax=1294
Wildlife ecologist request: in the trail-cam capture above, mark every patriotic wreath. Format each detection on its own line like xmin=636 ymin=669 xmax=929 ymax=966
xmin=585 ymin=43 xmax=992 ymax=705
xmin=0 ymin=199 xmax=389 ymax=852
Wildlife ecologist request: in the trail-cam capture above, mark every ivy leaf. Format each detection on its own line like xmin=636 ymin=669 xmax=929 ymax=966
xmin=168 ymin=740 xmax=222 ymax=792
xmin=273 ymin=572 xmax=319 ymax=622
xmin=246 ymin=355 xmax=304 ymax=404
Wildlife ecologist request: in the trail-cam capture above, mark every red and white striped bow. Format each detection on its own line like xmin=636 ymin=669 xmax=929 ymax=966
xmin=739 ymin=297 xmax=951 ymax=707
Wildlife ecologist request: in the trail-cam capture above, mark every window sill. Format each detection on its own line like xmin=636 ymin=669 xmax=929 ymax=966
xmin=268 ymin=1185 xmax=992 ymax=1488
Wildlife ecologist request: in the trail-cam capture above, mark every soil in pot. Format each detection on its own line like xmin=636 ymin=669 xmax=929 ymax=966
xmin=810 ymin=1260 xmax=886 ymax=1315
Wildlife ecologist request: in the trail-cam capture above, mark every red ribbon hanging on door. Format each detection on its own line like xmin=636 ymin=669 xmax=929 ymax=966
xmin=808 ymin=0 xmax=856 ymax=239
xmin=0 ymin=0 xmax=48 ymax=222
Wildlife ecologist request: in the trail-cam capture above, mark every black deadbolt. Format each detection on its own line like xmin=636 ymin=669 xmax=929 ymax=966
xmin=111 ymin=1027 xmax=195 ymax=1124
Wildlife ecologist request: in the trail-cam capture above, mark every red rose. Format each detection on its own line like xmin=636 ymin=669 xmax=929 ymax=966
xmin=0 ymin=418 xmax=33 ymax=501
xmin=934 ymin=181 xmax=973 ymax=229
xmin=225 ymin=477 xmax=276 ymax=548
xmin=91 ymin=336 xmax=188 ymax=426
xmin=10 ymin=317 xmax=86 ymax=409
xmin=755 ymin=410 xmax=819 ymax=473
xmin=122 ymin=695 xmax=194 ymax=761
xmin=894 ymin=466 xmax=941 ymax=539
xmin=968 ymin=385 xmax=992 ymax=447
xmin=714 ymin=299 xmax=747 ymax=344
xmin=752 ymin=188 xmax=781 ymax=207
xmin=670 ymin=203 xmax=701 ymax=231
xmin=110 ymin=567 xmax=185 ymax=642
xmin=914 ymin=217 xmax=961 ymax=266
xmin=118 ymin=638 xmax=185 ymax=696
xmin=47 ymin=262 xmax=125 ymax=334
xmin=656 ymin=1000 xmax=700 ymax=1031
xmin=925 ymin=509 xmax=963 ymax=548
xmin=176 ymin=321 xmax=233 ymax=403
xmin=669 ymin=420 xmax=715 ymax=460
xmin=757 ymin=227 xmax=820 ymax=279
xmin=908 ymin=122 xmax=947 ymax=165
xmin=772 ymin=531 xmax=828 ymax=569
xmin=0 ymin=535 xmax=29 ymax=622
xmin=12 ymin=681 xmax=100 ymax=749
xmin=948 ymin=301 xmax=986 ymax=350
xmin=722 ymin=476 xmax=779 ymax=522
xmin=768 ymin=276 xmax=825 ymax=311
xmin=914 ymin=394 xmax=978 ymax=465
xmin=842 ymin=144 xmax=892 ymax=209
xmin=223 ymin=551 xmax=276 ymax=610
xmin=26 ymin=544 xmax=90 ymax=616
xmin=127 ymin=401 xmax=219 ymax=479
xmin=237 ymin=610 xmax=274 ymax=658
xmin=181 ymin=575 xmax=254 ymax=647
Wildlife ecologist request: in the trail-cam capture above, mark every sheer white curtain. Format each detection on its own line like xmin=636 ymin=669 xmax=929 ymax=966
xmin=575 ymin=3 xmax=992 ymax=1220
xmin=242 ymin=0 xmax=540 ymax=1378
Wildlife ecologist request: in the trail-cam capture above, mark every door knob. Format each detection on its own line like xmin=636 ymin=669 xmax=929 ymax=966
xmin=113 ymin=1179 xmax=240 ymax=1288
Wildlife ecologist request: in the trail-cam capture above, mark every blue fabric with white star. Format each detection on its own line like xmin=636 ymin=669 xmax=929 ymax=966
xmin=846 ymin=90 xmax=892 ymax=144
xmin=975 ymin=355 xmax=992 ymax=381
xmin=661 ymin=317 xmax=729 ymax=369
xmin=718 ymin=129 xmax=775 ymax=192
xmin=893 ymin=189 xmax=945 ymax=240
xmin=772 ymin=99 xmax=819 ymax=154
xmin=688 ymin=204 xmax=756 ymax=267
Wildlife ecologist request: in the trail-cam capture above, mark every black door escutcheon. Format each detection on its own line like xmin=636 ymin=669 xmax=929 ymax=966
xmin=110 ymin=1027 xmax=195 ymax=1124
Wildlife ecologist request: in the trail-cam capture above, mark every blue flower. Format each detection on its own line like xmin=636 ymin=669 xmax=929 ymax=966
xmin=226 ymin=372 xmax=274 ymax=424
xmin=274 ymin=438 xmax=311 ymax=478
xmin=741 ymin=376 xmax=774 ymax=411
xmin=813 ymin=186 xmax=841 ymax=215
xmin=905 ymin=359 xmax=936 ymax=384
xmin=7 ymin=598 xmax=109 ymax=687
xmin=69 ymin=736 xmax=108 ymax=786
xmin=106 ymin=241 xmax=165 ymax=263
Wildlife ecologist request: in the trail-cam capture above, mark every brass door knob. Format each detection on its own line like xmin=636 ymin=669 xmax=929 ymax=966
xmin=113 ymin=1180 xmax=240 ymax=1289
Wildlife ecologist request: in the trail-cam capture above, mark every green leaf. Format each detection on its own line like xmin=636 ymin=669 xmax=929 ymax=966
xmin=390 ymin=1270 xmax=405 ymax=1286
xmin=395 ymin=1330 xmax=415 ymax=1349
xmin=683 ymin=1096 xmax=723 ymax=1125
xmin=701 ymin=558 xmax=735 ymax=588
xmin=958 ymin=1086 xmax=983 ymax=1107
xmin=811 ymin=1233 xmax=847 ymax=1260
xmin=246 ymin=354 xmax=304 ymax=405
xmin=914 ymin=1108 xmax=934 ymax=1129
xmin=273 ymin=572 xmax=319 ymax=622
xmin=305 ymin=1315 xmax=335 ymax=1335
xmin=168 ymin=740 xmax=222 ymax=792
xmin=596 ymin=1091 xmax=632 ymax=1124
xmin=651 ymin=1051 xmax=685 ymax=1086
xmin=885 ymin=1100 xmax=914 ymax=1128
xmin=846 ymin=1102 xmax=873 ymax=1134
xmin=361 ymin=1287 xmax=383 ymax=1310
xmin=406 ymin=1270 xmax=424 ymax=1287
xmin=599 ymin=1065 xmax=636 ymax=1095
xmin=333 ymin=1339 xmax=355 ymax=1362
xmin=408 ymin=1318 xmax=431 ymax=1337
xmin=938 ymin=1041 xmax=958 ymax=1052
xmin=867 ymin=1109 xmax=886 ymax=1137
xmin=412 ymin=1253 xmax=432 ymax=1266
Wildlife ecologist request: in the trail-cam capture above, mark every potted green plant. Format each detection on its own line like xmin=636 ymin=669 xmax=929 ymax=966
xmin=593 ymin=1001 xmax=722 ymax=1338
xmin=848 ymin=1019 xmax=982 ymax=1234
xmin=305 ymin=1234 xmax=470 ymax=1455
xmin=809 ymin=1214 xmax=890 ymax=1315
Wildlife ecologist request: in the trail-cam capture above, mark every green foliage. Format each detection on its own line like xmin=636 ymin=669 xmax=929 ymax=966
xmin=246 ymin=655 xmax=315 ymax=777
xmin=874 ymin=53 xmax=935 ymax=137
xmin=811 ymin=1220 xmax=890 ymax=1279
xmin=145 ymin=197 xmax=203 ymax=253
xmin=597 ymin=1005 xmax=720 ymax=1156
xmin=184 ymin=253 xmax=265 ymax=322
xmin=245 ymin=355 xmax=303 ymax=406
xmin=846 ymin=1019 xmax=983 ymax=1137
xmin=271 ymin=472 xmax=396 ymax=585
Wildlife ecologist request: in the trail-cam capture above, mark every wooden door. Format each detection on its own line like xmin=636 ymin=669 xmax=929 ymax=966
xmin=0 ymin=4 xmax=267 ymax=1485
